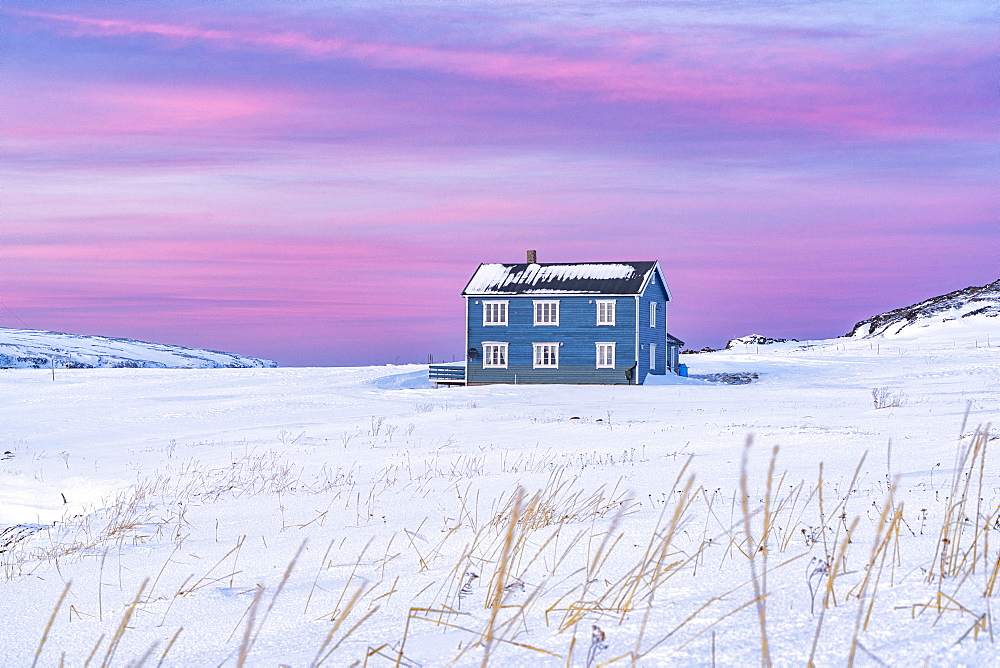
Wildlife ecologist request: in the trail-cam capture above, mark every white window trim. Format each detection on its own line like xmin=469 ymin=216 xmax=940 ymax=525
xmin=596 ymin=342 xmax=616 ymax=369
xmin=532 ymin=342 xmax=560 ymax=368
xmin=482 ymin=300 xmax=508 ymax=326
xmin=650 ymin=302 xmax=657 ymax=328
xmin=533 ymin=300 xmax=560 ymax=326
xmin=596 ymin=300 xmax=616 ymax=326
xmin=649 ymin=343 xmax=656 ymax=370
xmin=482 ymin=342 xmax=508 ymax=369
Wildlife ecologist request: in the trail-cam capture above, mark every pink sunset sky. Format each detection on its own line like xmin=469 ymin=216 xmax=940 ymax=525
xmin=2 ymin=1 xmax=996 ymax=366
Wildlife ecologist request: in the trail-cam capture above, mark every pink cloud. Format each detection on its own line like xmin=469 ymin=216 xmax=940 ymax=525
xmin=10 ymin=8 xmax=991 ymax=140
xmin=5 ymin=79 xmax=300 ymax=138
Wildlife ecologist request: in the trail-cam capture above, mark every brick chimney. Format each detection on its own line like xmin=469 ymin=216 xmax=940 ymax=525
xmin=526 ymin=250 xmax=537 ymax=264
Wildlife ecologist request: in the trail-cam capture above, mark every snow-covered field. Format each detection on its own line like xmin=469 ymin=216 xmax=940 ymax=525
xmin=1 ymin=318 xmax=998 ymax=665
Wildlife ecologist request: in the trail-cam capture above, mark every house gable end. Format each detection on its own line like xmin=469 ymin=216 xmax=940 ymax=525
xmin=636 ymin=262 xmax=671 ymax=302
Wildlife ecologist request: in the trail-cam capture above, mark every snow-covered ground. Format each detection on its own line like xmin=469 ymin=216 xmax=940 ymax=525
xmin=1 ymin=317 xmax=998 ymax=665
xmin=0 ymin=327 xmax=277 ymax=369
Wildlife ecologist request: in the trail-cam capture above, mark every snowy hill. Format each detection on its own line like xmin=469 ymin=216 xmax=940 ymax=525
xmin=0 ymin=327 xmax=277 ymax=368
xmin=845 ymin=278 xmax=1000 ymax=338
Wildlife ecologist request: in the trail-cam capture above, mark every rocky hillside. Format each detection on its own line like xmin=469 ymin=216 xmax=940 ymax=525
xmin=845 ymin=278 xmax=1000 ymax=338
xmin=725 ymin=334 xmax=797 ymax=349
xmin=0 ymin=328 xmax=277 ymax=369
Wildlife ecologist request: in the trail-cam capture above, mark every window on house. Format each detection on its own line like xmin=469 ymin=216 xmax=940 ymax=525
xmin=482 ymin=342 xmax=508 ymax=368
xmin=596 ymin=300 xmax=615 ymax=325
xmin=483 ymin=301 xmax=508 ymax=326
xmin=650 ymin=302 xmax=657 ymax=328
xmin=649 ymin=343 xmax=656 ymax=370
xmin=533 ymin=301 xmax=559 ymax=326
xmin=596 ymin=342 xmax=615 ymax=368
xmin=533 ymin=343 xmax=559 ymax=368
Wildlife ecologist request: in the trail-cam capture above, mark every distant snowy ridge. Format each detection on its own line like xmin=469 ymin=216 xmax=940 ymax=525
xmin=845 ymin=278 xmax=1000 ymax=338
xmin=725 ymin=334 xmax=797 ymax=349
xmin=0 ymin=328 xmax=277 ymax=369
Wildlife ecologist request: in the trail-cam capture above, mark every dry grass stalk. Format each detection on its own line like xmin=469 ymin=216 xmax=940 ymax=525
xmin=629 ymin=474 xmax=697 ymax=655
xmin=322 ymin=537 xmax=373 ymax=621
xmin=670 ymin=594 xmax=764 ymax=657
xmin=487 ymin=470 xmax=631 ymax=532
xmin=401 ymin=606 xmax=559 ymax=666
xmin=481 ymin=487 xmax=524 ymax=666
xmin=179 ymin=538 xmax=245 ymax=597
xmin=83 ymin=634 xmax=105 ymax=668
xmin=236 ymin=585 xmax=265 ymax=667
xmin=739 ymin=436 xmax=771 ymax=668
xmin=807 ymin=516 xmax=859 ymax=667
xmin=243 ymin=540 xmax=306 ymax=659
xmin=312 ymin=582 xmax=377 ymax=666
xmin=760 ymin=445 xmax=779 ymax=642
xmin=906 ymin=590 xmax=980 ymax=622
xmin=846 ymin=481 xmax=902 ymax=667
xmin=156 ymin=627 xmax=183 ymax=668
xmin=637 ymin=552 xmax=807 ymax=660
xmin=929 ymin=425 xmax=991 ymax=583
xmin=600 ymin=459 xmax=696 ymax=625
xmin=102 ymin=577 xmax=149 ymax=667
xmin=306 ymin=537 xmax=338 ymax=615
xmin=397 ymin=607 xmax=464 ymax=666
xmin=32 ymin=579 xmax=72 ymax=668
xmin=130 ymin=640 xmax=160 ymax=667
xmin=986 ymin=548 xmax=1000 ymax=598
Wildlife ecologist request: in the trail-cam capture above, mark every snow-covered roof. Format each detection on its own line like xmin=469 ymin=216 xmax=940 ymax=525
xmin=462 ymin=261 xmax=663 ymax=296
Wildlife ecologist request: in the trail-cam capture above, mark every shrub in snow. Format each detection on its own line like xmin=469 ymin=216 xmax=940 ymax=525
xmin=872 ymin=387 xmax=907 ymax=409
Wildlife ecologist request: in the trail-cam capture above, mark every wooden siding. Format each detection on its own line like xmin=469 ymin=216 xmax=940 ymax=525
xmin=469 ymin=365 xmax=635 ymax=385
xmin=637 ymin=278 xmax=671 ymax=384
xmin=466 ymin=296 xmax=637 ymax=385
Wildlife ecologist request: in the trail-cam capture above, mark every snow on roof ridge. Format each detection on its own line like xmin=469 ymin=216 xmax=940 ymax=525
xmin=504 ymin=263 xmax=636 ymax=286
xmin=465 ymin=261 xmax=649 ymax=294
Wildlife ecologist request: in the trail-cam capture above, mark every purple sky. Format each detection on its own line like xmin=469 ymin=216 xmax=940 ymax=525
xmin=3 ymin=1 xmax=996 ymax=366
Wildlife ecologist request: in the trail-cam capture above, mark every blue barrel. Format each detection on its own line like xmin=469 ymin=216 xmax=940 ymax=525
xmin=678 ymin=363 xmax=688 ymax=377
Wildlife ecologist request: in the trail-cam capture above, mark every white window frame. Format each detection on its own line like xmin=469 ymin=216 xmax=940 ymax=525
xmin=596 ymin=342 xmax=616 ymax=369
xmin=649 ymin=343 xmax=656 ymax=370
xmin=482 ymin=300 xmax=508 ymax=326
xmin=533 ymin=300 xmax=560 ymax=326
xmin=482 ymin=342 xmax=508 ymax=369
xmin=650 ymin=302 xmax=657 ymax=328
xmin=533 ymin=342 xmax=560 ymax=368
xmin=596 ymin=300 xmax=616 ymax=326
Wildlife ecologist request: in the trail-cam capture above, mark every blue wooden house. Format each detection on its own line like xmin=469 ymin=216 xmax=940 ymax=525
xmin=450 ymin=251 xmax=683 ymax=385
